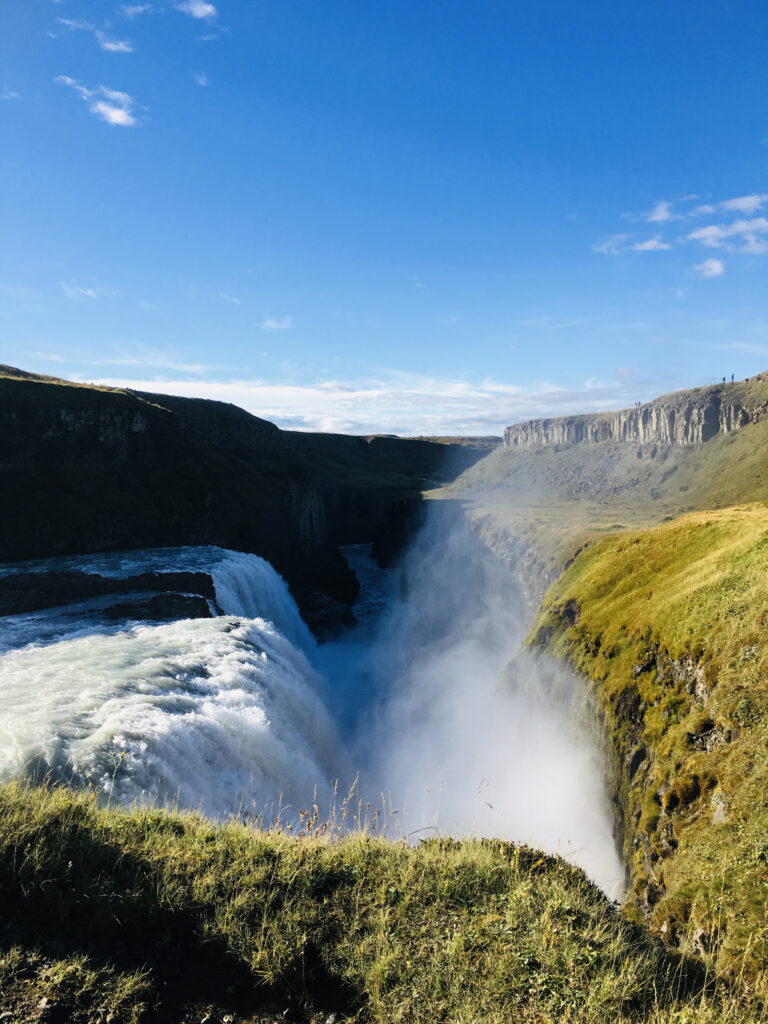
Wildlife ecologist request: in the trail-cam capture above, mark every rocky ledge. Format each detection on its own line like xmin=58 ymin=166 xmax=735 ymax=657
xmin=504 ymin=375 xmax=768 ymax=448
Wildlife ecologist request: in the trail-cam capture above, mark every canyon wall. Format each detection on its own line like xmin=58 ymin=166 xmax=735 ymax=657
xmin=504 ymin=379 xmax=768 ymax=448
xmin=0 ymin=366 xmax=497 ymax=631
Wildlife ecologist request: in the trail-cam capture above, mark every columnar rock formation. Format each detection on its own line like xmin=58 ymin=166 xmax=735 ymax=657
xmin=504 ymin=379 xmax=768 ymax=448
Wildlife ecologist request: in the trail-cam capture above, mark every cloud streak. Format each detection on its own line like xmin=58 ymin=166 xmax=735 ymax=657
xmin=259 ymin=315 xmax=293 ymax=331
xmin=55 ymin=76 xmax=141 ymax=126
xmin=56 ymin=18 xmax=134 ymax=53
xmin=119 ymin=4 xmax=151 ymax=17
xmin=687 ymin=217 xmax=768 ymax=255
xmin=78 ymin=371 xmax=657 ymax=436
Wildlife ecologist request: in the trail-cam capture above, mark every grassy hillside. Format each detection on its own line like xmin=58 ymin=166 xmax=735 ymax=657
xmin=440 ymin=402 xmax=768 ymax=593
xmin=4 ymin=780 xmax=762 ymax=1024
xmin=527 ymin=504 xmax=768 ymax=975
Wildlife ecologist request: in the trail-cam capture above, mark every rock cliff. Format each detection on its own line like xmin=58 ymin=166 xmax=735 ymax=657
xmin=0 ymin=366 xmax=498 ymax=632
xmin=504 ymin=376 xmax=768 ymax=448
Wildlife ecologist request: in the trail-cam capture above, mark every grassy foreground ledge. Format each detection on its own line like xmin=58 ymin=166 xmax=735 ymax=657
xmin=0 ymin=781 xmax=752 ymax=1024
xmin=528 ymin=503 xmax=768 ymax=979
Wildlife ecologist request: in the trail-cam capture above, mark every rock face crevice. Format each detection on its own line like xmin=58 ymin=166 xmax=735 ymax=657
xmin=504 ymin=381 xmax=768 ymax=448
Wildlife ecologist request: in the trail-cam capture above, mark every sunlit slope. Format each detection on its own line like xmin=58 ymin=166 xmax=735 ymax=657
xmin=527 ymin=504 xmax=768 ymax=972
xmin=440 ymin=411 xmax=768 ymax=586
xmin=0 ymin=781 xmax=737 ymax=1024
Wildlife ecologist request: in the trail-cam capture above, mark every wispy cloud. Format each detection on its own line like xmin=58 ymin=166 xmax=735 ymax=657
xmin=119 ymin=4 xmax=152 ymax=17
xmin=592 ymin=233 xmax=670 ymax=255
xmin=60 ymin=282 xmax=98 ymax=300
xmin=0 ymin=87 xmax=21 ymax=101
xmin=720 ymin=194 xmax=768 ymax=215
xmin=689 ymin=203 xmax=715 ymax=217
xmin=259 ymin=315 xmax=293 ymax=331
xmin=193 ymin=71 xmax=209 ymax=86
xmin=643 ymin=199 xmax=680 ymax=224
xmin=600 ymin=190 xmax=768 ymax=261
xmin=694 ymin=258 xmax=725 ymax=278
xmin=591 ymin=233 xmax=631 ymax=256
xmin=219 ymin=292 xmax=240 ymax=305
xmin=687 ymin=217 xmax=768 ymax=255
xmin=56 ymin=18 xmax=134 ymax=53
xmin=631 ymin=236 xmax=671 ymax=252
xmin=55 ymin=76 xmax=141 ymax=126
xmin=95 ymin=30 xmax=134 ymax=52
xmin=80 ymin=370 xmax=658 ymax=437
xmin=175 ymin=0 xmax=218 ymax=18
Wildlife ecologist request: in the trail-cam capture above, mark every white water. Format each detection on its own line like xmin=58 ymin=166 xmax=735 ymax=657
xmin=0 ymin=549 xmax=342 ymax=818
xmin=0 ymin=537 xmax=623 ymax=893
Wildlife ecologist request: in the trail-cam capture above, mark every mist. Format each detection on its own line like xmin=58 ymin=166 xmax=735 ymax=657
xmin=316 ymin=504 xmax=624 ymax=895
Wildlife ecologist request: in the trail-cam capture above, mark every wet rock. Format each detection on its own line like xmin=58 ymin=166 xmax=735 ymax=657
xmin=0 ymin=569 xmax=216 ymax=616
xmin=295 ymin=590 xmax=357 ymax=641
xmin=102 ymin=593 xmax=213 ymax=623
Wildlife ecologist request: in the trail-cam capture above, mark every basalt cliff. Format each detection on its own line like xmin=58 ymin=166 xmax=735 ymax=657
xmin=504 ymin=376 xmax=768 ymax=448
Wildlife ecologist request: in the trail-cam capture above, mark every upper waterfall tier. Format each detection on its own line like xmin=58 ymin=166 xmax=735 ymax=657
xmin=504 ymin=374 xmax=768 ymax=448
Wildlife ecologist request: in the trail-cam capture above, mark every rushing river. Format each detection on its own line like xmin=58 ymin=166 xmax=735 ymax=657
xmin=0 ymin=530 xmax=624 ymax=894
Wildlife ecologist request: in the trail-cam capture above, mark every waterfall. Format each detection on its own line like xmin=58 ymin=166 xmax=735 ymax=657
xmin=0 ymin=547 xmax=341 ymax=818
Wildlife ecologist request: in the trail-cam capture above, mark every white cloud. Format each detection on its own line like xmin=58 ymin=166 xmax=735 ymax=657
xmin=60 ymin=282 xmax=98 ymax=300
xmin=689 ymin=204 xmax=715 ymax=216
xmin=56 ymin=17 xmax=94 ymax=30
xmin=193 ymin=71 xmax=209 ymax=86
xmin=55 ymin=76 xmax=140 ymax=127
xmin=687 ymin=217 xmax=768 ymax=254
xmin=631 ymin=236 xmax=671 ymax=252
xmin=643 ymin=199 xmax=680 ymax=224
xmin=119 ymin=4 xmax=152 ymax=16
xmin=56 ymin=17 xmax=134 ymax=52
xmin=79 ymin=371 xmax=655 ymax=437
xmin=219 ymin=292 xmax=240 ymax=305
xmin=175 ymin=0 xmax=217 ymax=18
xmin=1 ymin=87 xmax=21 ymax=101
xmin=259 ymin=315 xmax=293 ymax=331
xmin=720 ymin=193 xmax=768 ymax=215
xmin=95 ymin=30 xmax=134 ymax=52
xmin=694 ymin=258 xmax=725 ymax=278
xmin=592 ymin=233 xmax=670 ymax=255
xmin=591 ymin=233 xmax=631 ymax=255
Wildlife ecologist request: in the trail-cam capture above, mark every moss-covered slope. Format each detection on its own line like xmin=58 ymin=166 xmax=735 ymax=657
xmin=528 ymin=504 xmax=768 ymax=973
xmin=0 ymin=781 xmax=734 ymax=1024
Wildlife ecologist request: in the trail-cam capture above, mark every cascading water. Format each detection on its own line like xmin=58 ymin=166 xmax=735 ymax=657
xmin=0 ymin=531 xmax=624 ymax=894
xmin=0 ymin=548 xmax=343 ymax=818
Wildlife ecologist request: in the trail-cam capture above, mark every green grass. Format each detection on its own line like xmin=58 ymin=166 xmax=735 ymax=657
xmin=4 ymin=780 xmax=764 ymax=1024
xmin=438 ymin=398 xmax=768 ymax=597
xmin=526 ymin=503 xmax=768 ymax=976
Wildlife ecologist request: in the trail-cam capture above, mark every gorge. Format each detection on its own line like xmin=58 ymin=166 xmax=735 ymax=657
xmin=3 ymin=365 xmax=768 ymax=1020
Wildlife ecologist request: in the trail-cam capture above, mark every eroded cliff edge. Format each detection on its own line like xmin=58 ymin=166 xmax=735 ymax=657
xmin=504 ymin=375 xmax=768 ymax=448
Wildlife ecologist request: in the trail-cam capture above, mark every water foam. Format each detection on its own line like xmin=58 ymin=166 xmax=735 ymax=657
xmin=0 ymin=548 xmax=336 ymax=816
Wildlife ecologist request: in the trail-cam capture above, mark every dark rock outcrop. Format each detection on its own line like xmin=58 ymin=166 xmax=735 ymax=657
xmin=0 ymin=570 xmax=216 ymax=616
xmin=0 ymin=366 xmax=498 ymax=632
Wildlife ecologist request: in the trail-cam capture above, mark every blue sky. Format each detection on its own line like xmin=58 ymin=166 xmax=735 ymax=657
xmin=1 ymin=0 xmax=767 ymax=434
